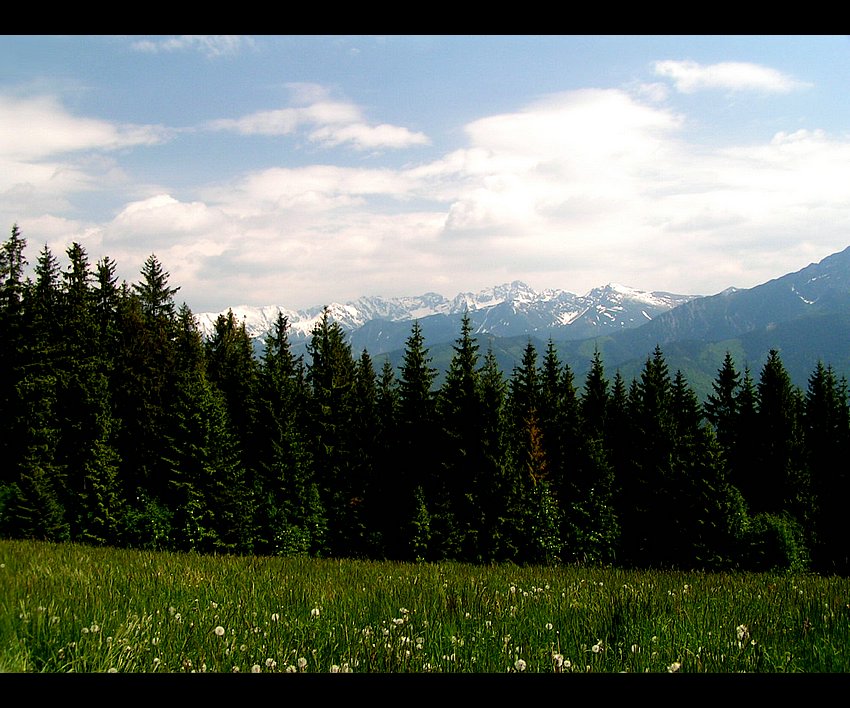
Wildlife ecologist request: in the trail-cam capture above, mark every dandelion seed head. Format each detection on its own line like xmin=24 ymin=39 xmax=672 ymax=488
xmin=514 ymin=659 xmax=527 ymax=672
xmin=668 ymin=662 xmax=681 ymax=673
xmin=214 ymin=626 xmax=225 ymax=636
xmin=297 ymin=657 xmax=307 ymax=669
xmin=310 ymin=608 xmax=320 ymax=618
xmin=545 ymin=623 xmax=553 ymax=631
xmin=251 ymin=664 xmax=261 ymax=673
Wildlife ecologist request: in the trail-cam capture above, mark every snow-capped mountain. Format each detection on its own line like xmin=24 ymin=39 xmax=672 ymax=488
xmin=196 ymin=280 xmax=697 ymax=355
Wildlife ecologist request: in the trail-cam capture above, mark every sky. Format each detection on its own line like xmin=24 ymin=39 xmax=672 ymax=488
xmin=3 ymin=35 xmax=850 ymax=314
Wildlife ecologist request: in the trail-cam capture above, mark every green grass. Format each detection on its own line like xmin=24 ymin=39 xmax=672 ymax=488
xmin=2 ymin=539 xmax=849 ymax=673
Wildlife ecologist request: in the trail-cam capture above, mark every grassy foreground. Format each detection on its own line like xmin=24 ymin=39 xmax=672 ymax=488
xmin=1 ymin=539 xmax=849 ymax=673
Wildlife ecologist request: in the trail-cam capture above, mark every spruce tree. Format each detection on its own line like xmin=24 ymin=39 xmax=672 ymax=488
xmin=255 ymin=312 xmax=323 ymax=556
xmin=435 ymin=313 xmax=485 ymax=561
xmin=113 ymin=256 xmax=181 ymax=514
xmin=370 ymin=359 xmax=400 ymax=558
xmin=306 ymin=308 xmax=356 ymax=557
xmin=804 ymin=362 xmax=850 ymax=574
xmin=476 ymin=345 xmax=517 ymax=562
xmin=754 ymin=350 xmax=807 ymax=516
xmin=392 ymin=321 xmax=438 ymax=560
xmin=54 ymin=243 xmax=124 ymax=544
xmin=620 ymin=346 xmax=675 ymax=568
xmin=0 ymin=225 xmax=29 ymax=490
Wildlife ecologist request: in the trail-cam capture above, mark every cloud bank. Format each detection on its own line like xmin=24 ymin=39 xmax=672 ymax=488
xmin=3 ymin=54 xmax=847 ymax=314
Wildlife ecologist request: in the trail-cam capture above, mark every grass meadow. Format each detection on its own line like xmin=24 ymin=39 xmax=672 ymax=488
xmin=2 ymin=539 xmax=849 ymax=674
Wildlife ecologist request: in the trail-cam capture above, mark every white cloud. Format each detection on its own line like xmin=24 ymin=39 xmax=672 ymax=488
xmin=207 ymin=109 xmax=300 ymax=136
xmin=130 ymin=35 xmax=253 ymax=59
xmin=10 ymin=77 xmax=850 ymax=313
xmin=308 ymin=122 xmax=429 ymax=150
xmin=0 ymin=94 xmax=167 ymax=161
xmin=206 ymin=84 xmax=428 ymax=150
xmin=653 ymin=60 xmax=806 ymax=94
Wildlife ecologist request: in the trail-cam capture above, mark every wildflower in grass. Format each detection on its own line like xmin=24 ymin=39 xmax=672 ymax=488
xmin=545 ymin=623 xmax=553 ymax=630
xmin=668 ymin=662 xmax=681 ymax=673
xmin=591 ymin=640 xmax=603 ymax=654
xmin=266 ymin=658 xmax=276 ymax=669
xmin=252 ymin=665 xmax=261 ymax=673
xmin=736 ymin=624 xmax=750 ymax=648
xmin=515 ymin=659 xmax=527 ymax=672
xmin=297 ymin=657 xmax=307 ymax=671
xmin=311 ymin=608 xmax=320 ymax=618
xmin=330 ymin=665 xmax=340 ymax=673
xmin=214 ymin=625 xmax=225 ymax=636
xmin=553 ymin=653 xmax=564 ymax=669
xmin=108 ymin=668 xmax=117 ymax=673
xmin=232 ymin=666 xmax=240 ymax=672
xmin=271 ymin=613 xmax=279 ymax=622
xmin=393 ymin=618 xmax=404 ymax=625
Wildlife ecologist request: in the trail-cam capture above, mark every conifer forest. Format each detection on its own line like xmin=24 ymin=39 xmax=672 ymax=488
xmin=2 ymin=225 xmax=848 ymax=575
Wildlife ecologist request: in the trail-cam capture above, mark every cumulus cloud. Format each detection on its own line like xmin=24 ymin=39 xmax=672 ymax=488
xmin=653 ymin=60 xmax=807 ymax=94
xmin=130 ymin=35 xmax=253 ymax=59
xmin=0 ymin=93 xmax=170 ymax=236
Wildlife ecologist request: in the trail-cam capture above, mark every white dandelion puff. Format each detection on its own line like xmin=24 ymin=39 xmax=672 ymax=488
xmin=514 ymin=659 xmax=527 ymax=672
xmin=214 ymin=626 xmax=225 ymax=636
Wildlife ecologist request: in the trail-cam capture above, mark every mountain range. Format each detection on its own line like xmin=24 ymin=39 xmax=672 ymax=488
xmin=197 ymin=244 xmax=850 ymax=399
xmin=197 ymin=281 xmax=695 ymax=355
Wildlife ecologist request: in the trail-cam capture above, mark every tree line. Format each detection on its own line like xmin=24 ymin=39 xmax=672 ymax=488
xmin=1 ymin=225 xmax=848 ymax=574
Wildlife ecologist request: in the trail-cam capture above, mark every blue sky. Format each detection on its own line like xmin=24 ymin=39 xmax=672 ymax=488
xmin=3 ymin=35 xmax=850 ymax=313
